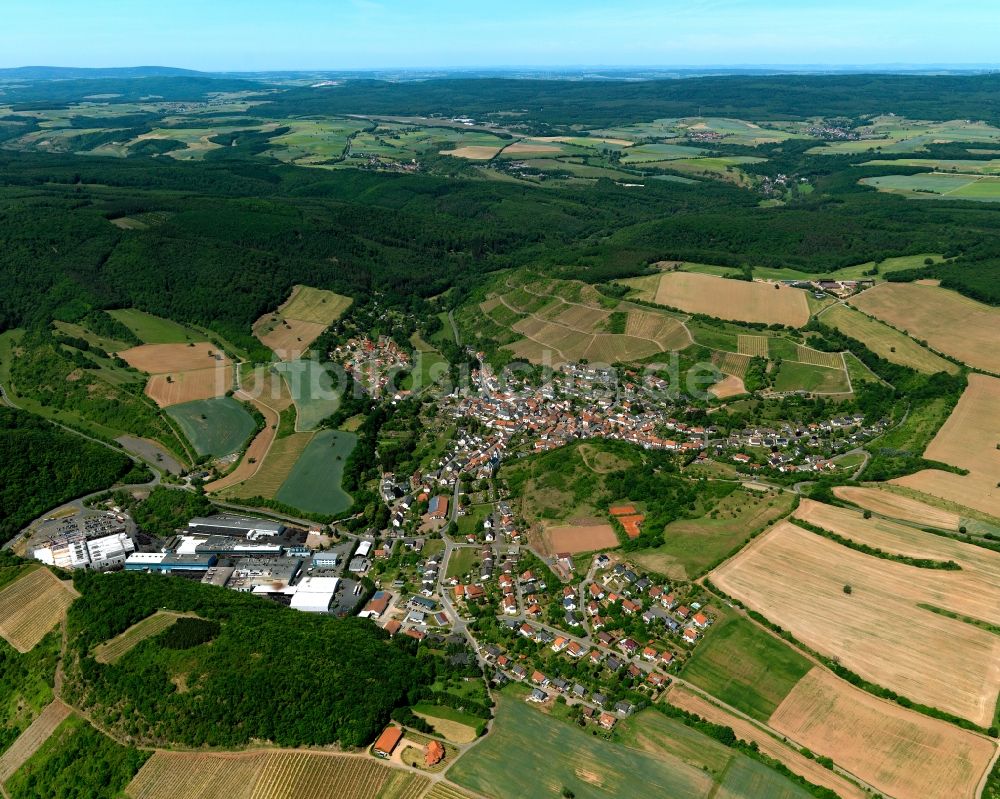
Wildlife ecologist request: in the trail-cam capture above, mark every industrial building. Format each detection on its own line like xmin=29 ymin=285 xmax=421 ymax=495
xmin=290 ymin=576 xmax=340 ymax=613
xmin=34 ymin=531 xmax=135 ymax=572
xmin=312 ymin=551 xmax=340 ymax=569
xmin=186 ymin=515 xmax=286 ymax=539
xmin=124 ymin=552 xmax=218 ymax=573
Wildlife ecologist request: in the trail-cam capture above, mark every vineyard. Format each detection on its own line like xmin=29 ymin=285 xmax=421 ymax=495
xmin=93 ymin=611 xmax=191 ymax=664
xmin=424 ymin=784 xmax=477 ymax=799
xmin=715 ymin=351 xmax=752 ymax=377
xmin=0 ymin=700 xmax=73 ymax=783
xmin=737 ymin=335 xmax=770 ymax=358
xmin=795 ymin=345 xmax=845 ymax=369
xmin=126 ymin=750 xmax=429 ymax=799
xmin=0 ymin=567 xmax=79 ymax=652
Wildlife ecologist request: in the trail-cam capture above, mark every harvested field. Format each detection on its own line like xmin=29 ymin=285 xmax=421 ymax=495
xmin=0 ymin=700 xmax=73 ymax=783
xmin=118 ymin=342 xmax=230 ymax=374
xmin=93 ymin=611 xmax=194 ymax=664
xmin=583 ymin=334 xmax=661 ymax=364
xmin=412 ymin=710 xmax=478 ymax=744
xmin=890 ymin=373 xmax=1000 ymax=517
xmin=146 ymin=366 xmax=233 ymax=407
xmin=664 ymin=685 xmax=867 ymax=799
xmin=710 ymin=520 xmax=1000 ymax=725
xmin=277 ymin=285 xmax=353 ymax=326
xmin=709 ymin=374 xmax=746 ymax=398
xmin=831 ymin=485 xmax=960 ymax=529
xmin=0 ymin=568 xmax=79 ymax=653
xmin=255 ymin=319 xmax=327 ymax=361
xmin=850 ymin=282 xmax=1000 ymax=372
xmin=503 ymin=141 xmax=564 ymax=155
xmin=769 ymin=668 xmax=996 ymax=799
xmin=126 ymin=749 xmax=428 ymax=799
xmin=216 ymin=431 xmax=313 ymax=502
xmin=794 ymin=345 xmax=843 ymax=369
xmin=653 ymin=273 xmax=810 ymax=327
xmin=736 ymin=335 xmax=769 ymax=358
xmin=820 ymin=303 xmax=958 ymax=375
xmin=441 ymin=145 xmax=503 ymax=159
xmin=715 ymin=351 xmax=751 ymax=377
xmin=542 ymin=522 xmax=618 ymax=554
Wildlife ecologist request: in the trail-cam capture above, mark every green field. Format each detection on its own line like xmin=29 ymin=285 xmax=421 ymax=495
xmin=403 ymin=333 xmax=450 ymax=393
xmin=274 ymin=429 xmax=355 ymax=514
xmin=450 ymin=692 xmax=811 ymax=799
xmin=862 ymin=157 xmax=1000 ymax=175
xmin=107 ymin=309 xmax=198 ymax=344
xmin=861 ymin=172 xmax=1000 ymax=201
xmin=445 ymin=547 xmax=479 ymax=580
xmin=0 ymin=630 xmax=59 ymax=757
xmin=773 ymin=361 xmax=851 ymax=394
xmin=165 ymin=397 xmax=256 ymax=458
xmin=820 ymin=304 xmax=957 ymax=374
xmin=620 ymin=143 xmax=708 ymax=163
xmin=681 ymin=608 xmax=812 ymax=721
xmin=456 ymin=504 xmax=491 ymax=537
xmin=264 ymin=118 xmax=370 ymax=166
xmin=274 ymin=360 xmax=342 ymax=431
xmin=632 ymin=489 xmax=796 ymax=579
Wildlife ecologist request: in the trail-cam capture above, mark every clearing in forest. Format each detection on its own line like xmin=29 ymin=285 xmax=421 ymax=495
xmin=93 ymin=611 xmax=196 ymax=664
xmin=768 ymin=668 xmax=996 ymax=799
xmin=0 ymin=568 xmax=78 ymax=653
xmin=653 ymin=273 xmax=810 ymax=327
xmin=254 ymin=285 xmax=352 ymax=360
xmin=710 ymin=519 xmax=1000 ymax=726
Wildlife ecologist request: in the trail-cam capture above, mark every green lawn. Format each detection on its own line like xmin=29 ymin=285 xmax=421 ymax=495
xmin=445 ymin=547 xmax=479 ymax=580
xmin=403 ymin=333 xmax=450 ymax=394
xmin=165 ymin=397 xmax=256 ymax=458
xmin=274 ymin=360 xmax=342 ymax=431
xmin=107 ymin=309 xmax=198 ymax=344
xmin=456 ymin=504 xmax=491 ymax=537
xmin=632 ymin=489 xmax=796 ymax=579
xmin=681 ymin=607 xmax=811 ymax=721
xmin=773 ymin=361 xmax=851 ymax=394
xmin=274 ymin=429 xmax=355 ymax=515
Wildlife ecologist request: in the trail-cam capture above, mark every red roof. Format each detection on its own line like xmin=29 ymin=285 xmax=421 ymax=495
xmin=373 ymin=726 xmax=404 ymax=755
xmin=425 ymin=740 xmax=445 ymax=766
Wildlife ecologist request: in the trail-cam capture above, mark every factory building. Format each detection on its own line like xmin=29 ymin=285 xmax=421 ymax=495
xmin=186 ymin=515 xmax=286 ymax=540
xmin=290 ymin=576 xmax=340 ymax=613
xmin=124 ymin=552 xmax=218 ymax=573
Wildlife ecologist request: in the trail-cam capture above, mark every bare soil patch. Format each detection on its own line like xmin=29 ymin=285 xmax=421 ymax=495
xmin=654 ymin=273 xmax=810 ymax=327
xmin=710 ymin=520 xmax=1000 ymax=725
xmin=542 ymin=522 xmax=618 ymax=554
xmin=769 ymin=668 xmax=995 ymax=799
xmin=709 ymin=374 xmax=746 ymax=398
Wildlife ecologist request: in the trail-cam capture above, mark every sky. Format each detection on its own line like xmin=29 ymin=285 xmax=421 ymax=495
xmin=2 ymin=0 xmax=999 ymax=71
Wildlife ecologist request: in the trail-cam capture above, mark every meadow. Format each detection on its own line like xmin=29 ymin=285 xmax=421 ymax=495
xmin=274 ymin=430 xmax=356 ymax=515
xmin=166 ymin=398 xmax=256 ymax=458
xmin=108 ymin=309 xmax=199 ymax=345
xmin=861 ymin=172 xmax=1000 ymax=201
xmin=254 ymin=285 xmax=352 ymax=360
xmin=710 ymin=519 xmax=1000 ymax=726
xmin=773 ymin=360 xmax=851 ymax=394
xmin=680 ymin=605 xmax=812 ymax=721
xmin=274 ymin=360 xmax=343 ymax=431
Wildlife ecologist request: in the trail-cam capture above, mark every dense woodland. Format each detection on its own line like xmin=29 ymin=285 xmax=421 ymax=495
xmin=0 ymin=407 xmax=142 ymax=544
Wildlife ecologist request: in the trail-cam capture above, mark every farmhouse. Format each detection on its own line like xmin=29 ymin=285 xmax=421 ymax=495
xmin=373 ymin=726 xmax=404 ymax=757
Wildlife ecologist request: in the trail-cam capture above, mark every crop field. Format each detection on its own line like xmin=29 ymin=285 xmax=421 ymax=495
xmin=861 ymin=172 xmax=1000 ymax=200
xmin=709 ymin=375 xmax=746 ymax=398
xmin=862 ymin=157 xmax=1000 ymax=174
xmin=145 ymin=364 xmax=234 ymax=406
xmin=851 ymin=283 xmax=1000 ymax=372
xmin=736 ymin=335 xmax=769 ymax=358
xmin=768 ymin=668 xmax=996 ymax=799
xmin=773 ymin=361 xmax=850 ymax=394
xmin=166 ymin=398 xmax=256 ymax=457
xmin=541 ymin=522 xmax=618 ymax=555
xmin=893 ymin=373 xmax=1000 ymax=518
xmin=263 ymin=118 xmax=370 ymax=166
xmin=632 ymin=487 xmax=795 ymax=579
xmin=254 ymin=285 xmax=352 ymax=360
xmin=619 ymin=142 xmax=707 ymax=163
xmin=118 ymin=341 xmax=229 ymax=373
xmin=448 ymin=693 xmax=717 ymax=799
xmin=0 ymin=701 xmax=73 ymax=784
xmin=624 ymin=309 xmax=691 ymax=348
xmin=709 ymin=520 xmax=1000 ymax=725
xmin=0 ymin=568 xmax=79 ymax=653
xmin=126 ymin=749 xmax=427 ymax=799
xmin=665 ymin=685 xmax=868 ymax=799
xmin=792 ymin=345 xmax=842 ymax=369
xmin=819 ymin=303 xmax=957 ymax=374
xmin=831 ymin=486 xmax=960 ymax=529
xmin=274 ymin=360 xmax=342 ymax=430
xmin=810 ymin=116 xmax=1000 ymax=155
xmin=274 ymin=430 xmax=356 ymax=514
xmin=93 ymin=611 xmax=194 ymax=665
xmin=680 ymin=605 xmax=811 ymax=721
xmin=217 ymin=431 xmax=313 ymax=502
xmin=108 ymin=309 xmax=198 ymax=344
xmin=652 ymin=273 xmax=809 ymax=327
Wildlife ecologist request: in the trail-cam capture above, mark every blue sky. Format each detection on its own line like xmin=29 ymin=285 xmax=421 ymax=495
xmin=2 ymin=0 xmax=998 ymax=71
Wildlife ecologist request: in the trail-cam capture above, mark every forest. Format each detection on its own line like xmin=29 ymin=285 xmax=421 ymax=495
xmin=0 ymin=407 xmax=140 ymax=544
xmin=63 ymin=570 xmax=446 ymax=748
